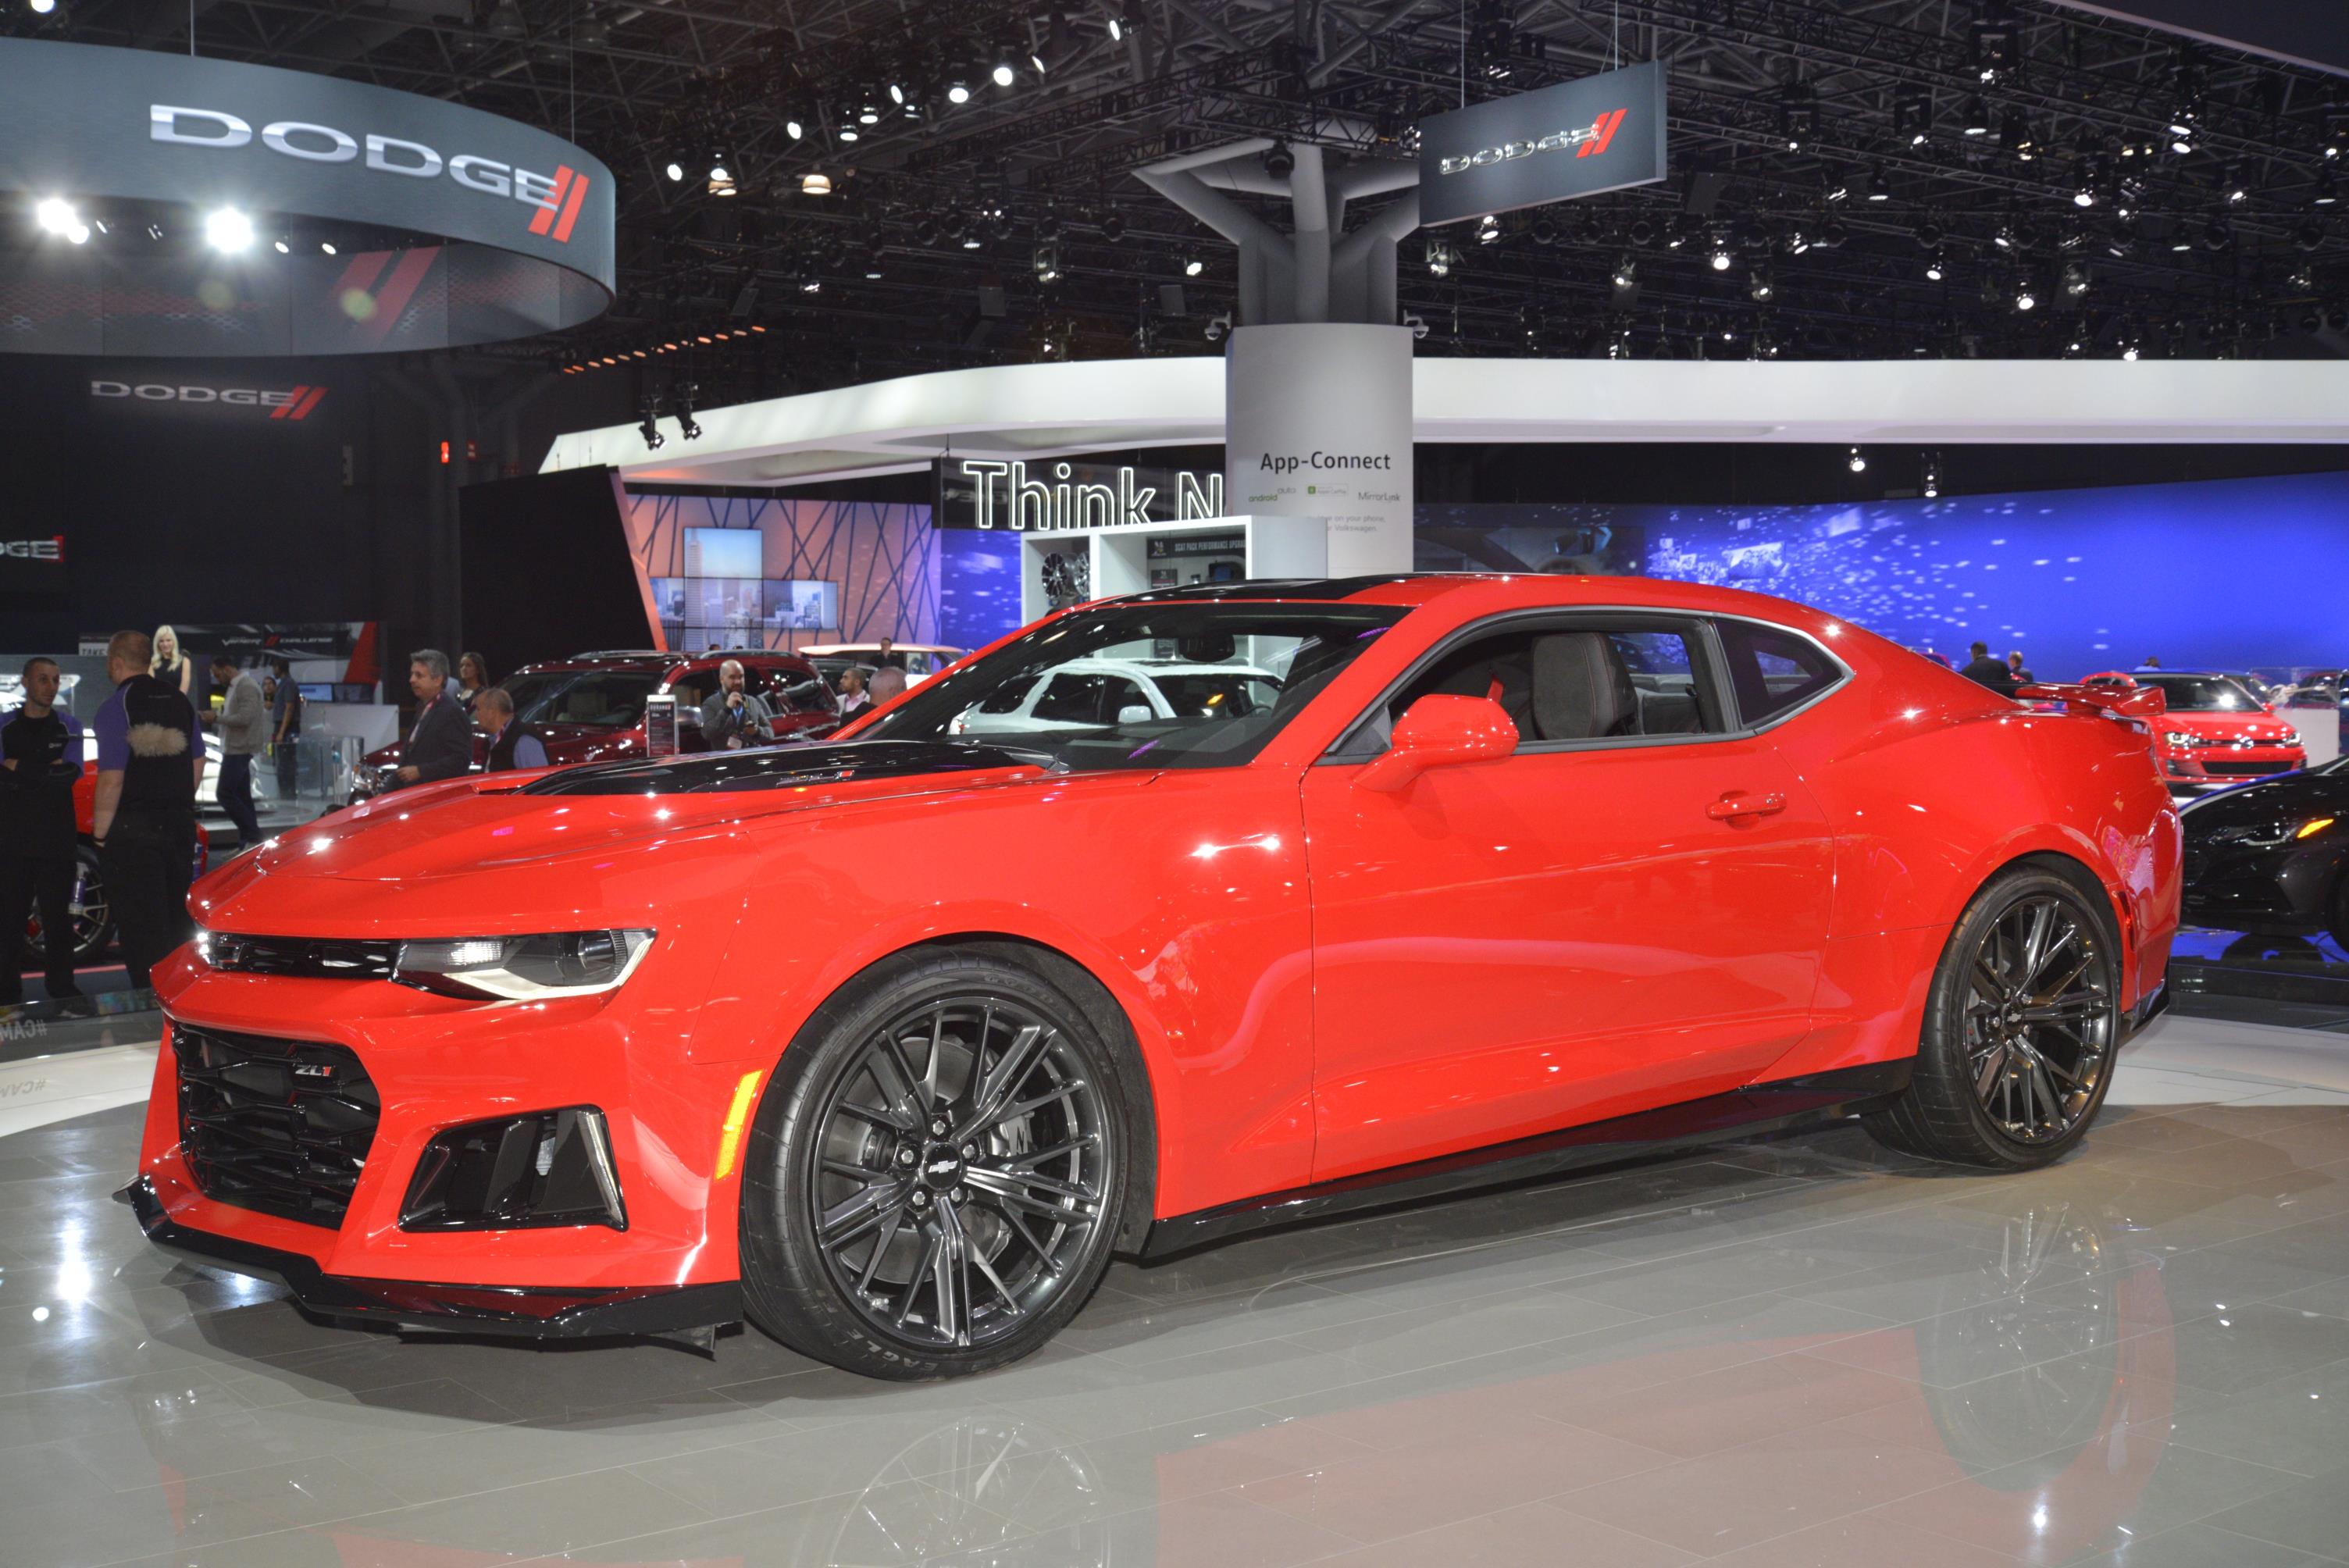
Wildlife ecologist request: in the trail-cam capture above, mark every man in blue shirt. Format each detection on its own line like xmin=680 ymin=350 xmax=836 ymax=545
xmin=91 ymin=630 xmax=204 ymax=990
xmin=1 ymin=657 xmax=87 ymax=1006
xmin=474 ymin=687 xmax=550 ymax=771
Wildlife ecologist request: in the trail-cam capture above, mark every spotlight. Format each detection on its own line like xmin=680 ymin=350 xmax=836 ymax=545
xmin=2062 ymin=260 xmax=2091 ymax=297
xmin=864 ymin=243 xmax=887 ymax=280
xmin=1183 ymin=254 xmax=1205 ymax=277
xmin=2014 ymin=279 xmax=2038 ymax=312
xmin=1709 ymin=235 xmax=1734 ymax=272
xmin=1924 ymin=250 xmax=1947 ymax=282
xmin=2073 ymin=158 xmax=2100 ymax=207
xmin=2003 ymin=112 xmax=2036 ymax=160
xmin=1780 ymin=84 xmax=1816 ymax=151
xmin=1032 ymin=240 xmax=1063 ymax=283
xmin=1917 ymin=219 xmax=1945 ymax=248
xmin=1962 ymin=95 xmax=1991 ymax=137
xmin=1748 ymin=268 xmax=1776 ymax=302
xmin=665 ymin=160 xmax=684 ymax=182
xmin=2203 ymin=215 xmax=2234 ymax=249
xmin=1476 ymin=212 xmax=1501 ymax=245
xmin=1262 ymin=141 xmax=1295 ymax=180
xmin=1100 ymin=208 xmax=1127 ymax=242
xmin=708 ymin=162 xmax=736 ymax=197
xmin=1895 ymin=87 xmax=1931 ymax=145
xmin=1425 ymin=239 xmax=1454 ymax=277
xmin=991 ymin=50 xmax=1017 ymax=87
xmin=273 ymin=235 xmax=290 ymax=254
xmin=1611 ymin=254 xmax=1637 ymax=290
xmin=1868 ymin=166 xmax=1892 ymax=202
xmin=320 ymin=240 xmax=337 ymax=255
xmin=783 ymin=117 xmax=804 ymax=141
xmin=1203 ymin=312 xmax=1231 ymax=344
xmin=947 ymin=80 xmax=971 ymax=104
xmin=1531 ymin=215 xmax=1559 ymax=246
xmin=1993 ymin=223 xmax=2016 ymax=250
xmin=30 ymin=0 xmax=58 ymax=12
xmin=204 ymin=206 xmax=254 ymax=252
xmin=1107 ymin=13 xmax=1125 ymax=40
xmin=1922 ymin=455 xmax=1941 ymax=498
xmin=675 ymin=382 xmax=701 ymax=441
xmin=2317 ymin=171 xmax=2339 ymax=208
xmin=638 ymin=408 xmax=665 ymax=450
xmin=837 ymin=126 xmax=859 ymax=144
xmin=145 ymin=222 xmax=163 ymax=241
xmin=2297 ymin=223 xmax=2328 ymax=252
xmin=34 ymin=196 xmax=76 ymax=236
xmin=2223 ymin=163 xmax=2248 ymax=204
xmin=802 ymin=172 xmax=832 ymax=195
xmin=66 ymin=221 xmax=87 ymax=244
xmin=1847 ymin=447 xmax=1867 ymax=473
xmin=1818 ymin=219 xmax=1850 ymax=250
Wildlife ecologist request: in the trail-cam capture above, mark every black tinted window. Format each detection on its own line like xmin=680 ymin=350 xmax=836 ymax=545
xmin=1380 ymin=622 xmax=1719 ymax=748
xmin=1718 ymin=622 xmax=1841 ymax=726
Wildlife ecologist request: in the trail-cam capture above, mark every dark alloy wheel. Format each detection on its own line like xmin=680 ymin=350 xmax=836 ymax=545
xmin=1866 ymin=867 xmax=2122 ymax=1168
xmin=740 ymin=949 xmax=1132 ymax=1378
xmin=23 ymin=843 xmax=112 ymax=970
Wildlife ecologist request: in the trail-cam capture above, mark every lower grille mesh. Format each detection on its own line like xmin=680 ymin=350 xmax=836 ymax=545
xmin=173 ymin=1022 xmax=380 ymax=1228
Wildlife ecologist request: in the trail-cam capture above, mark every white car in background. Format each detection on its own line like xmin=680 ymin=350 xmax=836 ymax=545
xmin=951 ymin=658 xmax=1285 ymax=734
xmin=798 ymin=642 xmax=967 ymax=688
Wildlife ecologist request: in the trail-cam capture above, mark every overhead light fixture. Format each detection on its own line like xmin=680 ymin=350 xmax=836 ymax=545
xmin=864 ymin=243 xmax=887 ymax=280
xmin=1924 ymin=250 xmax=1947 ymax=282
xmin=2014 ymin=277 xmax=2038 ymax=312
xmin=2317 ymin=171 xmax=2340 ymax=207
xmin=2073 ymin=158 xmax=2101 ymax=207
xmin=1100 ymin=207 xmax=1128 ymax=242
xmin=1611 ymin=254 xmax=1637 ymax=290
xmin=947 ymin=80 xmax=971 ymax=104
xmin=837 ymin=125 xmax=859 ymax=143
xmin=30 ymin=0 xmax=58 ymax=12
xmin=801 ymin=172 xmax=832 ymax=195
xmin=1993 ymin=223 xmax=2017 ymax=250
xmin=204 ymin=206 xmax=254 ymax=253
xmin=1780 ymin=84 xmax=1816 ymax=151
xmin=1709 ymin=233 xmax=1734 ymax=272
xmin=33 ymin=195 xmax=77 ymax=237
xmin=2204 ymin=214 xmax=2234 ymax=249
xmin=1847 ymin=447 xmax=1867 ymax=474
xmin=2062 ymin=260 xmax=2091 ymax=297
xmin=1868 ymin=166 xmax=1892 ymax=202
xmin=1262 ymin=141 xmax=1295 ymax=179
xmin=638 ymin=408 xmax=665 ymax=450
xmin=708 ymin=161 xmax=735 ymax=197
xmin=1922 ymin=455 xmax=1941 ymax=497
xmin=1962 ymin=95 xmax=1991 ymax=137
xmin=486 ymin=0 xmax=524 ymax=39
xmin=272 ymin=235 xmax=291 ymax=254
xmin=1895 ymin=87 xmax=1931 ymax=146
xmin=2223 ymin=163 xmax=2248 ymax=204
xmin=1183 ymin=254 xmax=1205 ymax=276
xmin=320 ymin=239 xmax=337 ymax=255
xmin=783 ymin=118 xmax=804 ymax=142
xmin=1476 ymin=212 xmax=1501 ymax=244
xmin=1748 ymin=268 xmax=1776 ymax=302
xmin=1032 ymin=239 xmax=1063 ymax=283
xmin=1425 ymin=239 xmax=1454 ymax=277
xmin=665 ymin=160 xmax=684 ymax=182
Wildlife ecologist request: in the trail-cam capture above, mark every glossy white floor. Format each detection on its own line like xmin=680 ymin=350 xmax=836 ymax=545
xmin=2 ymin=1007 xmax=2347 ymax=1568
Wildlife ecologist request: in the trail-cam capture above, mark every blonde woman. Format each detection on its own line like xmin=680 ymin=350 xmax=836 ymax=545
xmin=151 ymin=625 xmax=194 ymax=697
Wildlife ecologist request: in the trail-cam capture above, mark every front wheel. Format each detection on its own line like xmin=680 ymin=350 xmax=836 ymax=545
xmin=740 ymin=950 xmax=1131 ymax=1379
xmin=23 ymin=843 xmax=112 ymax=970
xmin=1865 ymin=868 xmax=2123 ymax=1169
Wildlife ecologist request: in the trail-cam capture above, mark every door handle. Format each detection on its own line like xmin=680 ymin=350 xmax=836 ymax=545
xmin=1707 ymin=791 xmax=1787 ymax=821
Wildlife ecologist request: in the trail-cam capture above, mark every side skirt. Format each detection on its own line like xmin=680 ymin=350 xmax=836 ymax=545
xmin=1136 ymin=1060 xmax=1912 ymax=1261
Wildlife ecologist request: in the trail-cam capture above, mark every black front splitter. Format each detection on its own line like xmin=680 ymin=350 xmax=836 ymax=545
xmin=117 ymin=1178 xmax=743 ymax=1341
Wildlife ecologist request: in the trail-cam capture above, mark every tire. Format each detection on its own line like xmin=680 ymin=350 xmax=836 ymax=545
xmin=23 ymin=843 xmax=112 ymax=970
xmin=1864 ymin=866 xmax=2123 ymax=1170
xmin=740 ymin=947 xmax=1133 ymax=1379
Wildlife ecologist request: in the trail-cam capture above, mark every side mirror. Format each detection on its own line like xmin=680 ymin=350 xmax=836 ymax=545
xmin=1116 ymin=704 xmax=1155 ymax=725
xmin=1356 ymin=694 xmax=1519 ymax=793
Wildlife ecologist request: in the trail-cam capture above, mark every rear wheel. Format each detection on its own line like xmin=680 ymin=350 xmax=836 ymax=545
xmin=740 ymin=949 xmax=1130 ymax=1379
xmin=1865 ymin=868 xmax=2121 ymax=1169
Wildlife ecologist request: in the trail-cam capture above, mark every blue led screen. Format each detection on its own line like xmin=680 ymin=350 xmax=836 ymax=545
xmin=1416 ymin=471 xmax=2349 ymax=681
xmin=937 ymin=527 xmax=1024 ymax=654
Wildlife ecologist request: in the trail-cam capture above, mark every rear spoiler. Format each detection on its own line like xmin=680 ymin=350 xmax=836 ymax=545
xmin=2014 ymin=682 xmax=2168 ymax=721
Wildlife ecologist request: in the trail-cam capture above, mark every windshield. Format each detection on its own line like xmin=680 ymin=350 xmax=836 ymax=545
xmin=861 ymin=602 xmax=1406 ymax=772
xmin=2142 ymin=675 xmax=2263 ymax=712
xmin=508 ymin=670 xmax=662 ymax=729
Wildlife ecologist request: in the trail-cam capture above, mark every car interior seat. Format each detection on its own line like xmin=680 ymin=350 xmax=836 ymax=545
xmin=1528 ymin=633 xmax=1639 ymax=741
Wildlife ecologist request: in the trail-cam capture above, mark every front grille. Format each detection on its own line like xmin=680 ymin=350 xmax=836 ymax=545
xmin=173 ymin=1022 xmax=380 ymax=1228
xmin=205 ymin=934 xmax=401 ymax=981
xmin=2203 ymin=761 xmax=2296 ymax=777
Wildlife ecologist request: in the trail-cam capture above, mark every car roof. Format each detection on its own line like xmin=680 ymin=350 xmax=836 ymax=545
xmin=512 ymin=650 xmax=816 ymax=677
xmin=1104 ymin=572 xmax=1855 ymax=624
xmin=1059 ymin=657 xmax=1279 ymax=679
xmin=799 ymin=642 xmax=961 ymax=655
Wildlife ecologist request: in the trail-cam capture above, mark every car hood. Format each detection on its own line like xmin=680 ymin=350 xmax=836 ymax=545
xmin=2181 ymin=768 xmax=2349 ymax=832
xmin=2158 ymin=711 xmax=2298 ymax=743
xmin=247 ymin=740 xmax=1063 ymax=885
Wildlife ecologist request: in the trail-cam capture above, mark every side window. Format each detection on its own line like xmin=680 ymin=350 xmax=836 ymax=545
xmin=1716 ymin=622 xmax=1841 ymax=727
xmin=1377 ymin=620 xmax=1723 ymax=750
xmin=1033 ymin=674 xmax=1107 ymax=723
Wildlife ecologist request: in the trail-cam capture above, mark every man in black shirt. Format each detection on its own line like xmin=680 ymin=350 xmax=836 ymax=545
xmin=1 ymin=657 xmax=86 ymax=1005
xmin=1959 ymin=641 xmax=2018 ymax=695
xmin=91 ymin=631 xmax=205 ymax=990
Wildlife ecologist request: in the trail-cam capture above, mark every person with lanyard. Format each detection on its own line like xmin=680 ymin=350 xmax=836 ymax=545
xmin=91 ymin=630 xmax=204 ymax=991
xmin=473 ymin=687 xmax=551 ymax=772
xmin=393 ymin=648 xmax=474 ymax=789
xmin=698 ymin=659 xmax=774 ymax=750
xmin=1 ymin=657 xmax=87 ymax=1007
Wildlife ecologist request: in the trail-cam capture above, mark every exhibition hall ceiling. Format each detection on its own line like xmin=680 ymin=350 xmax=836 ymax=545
xmin=10 ymin=1 xmax=2347 ymax=392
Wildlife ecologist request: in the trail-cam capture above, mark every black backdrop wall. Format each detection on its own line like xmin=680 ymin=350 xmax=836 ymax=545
xmin=457 ymin=467 xmax=647 ymax=681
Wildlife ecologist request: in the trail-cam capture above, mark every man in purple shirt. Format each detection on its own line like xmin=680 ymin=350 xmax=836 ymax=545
xmin=91 ymin=630 xmax=203 ymax=990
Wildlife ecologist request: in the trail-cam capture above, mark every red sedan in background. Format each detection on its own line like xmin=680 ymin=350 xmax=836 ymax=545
xmin=125 ymin=575 xmax=2180 ymax=1379
xmin=2083 ymin=669 xmax=2306 ymax=793
xmin=352 ymin=648 xmax=839 ymax=795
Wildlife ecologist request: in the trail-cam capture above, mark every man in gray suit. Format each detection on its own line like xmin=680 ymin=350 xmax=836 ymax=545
xmin=700 ymin=660 xmax=775 ymax=751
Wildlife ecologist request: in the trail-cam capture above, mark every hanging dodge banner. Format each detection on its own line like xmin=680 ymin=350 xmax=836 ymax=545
xmin=1417 ymin=61 xmax=1669 ymax=228
xmin=0 ymin=37 xmax=612 ymax=356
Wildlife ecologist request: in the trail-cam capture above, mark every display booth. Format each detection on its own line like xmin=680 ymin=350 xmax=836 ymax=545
xmin=1015 ymin=513 xmax=1327 ymax=625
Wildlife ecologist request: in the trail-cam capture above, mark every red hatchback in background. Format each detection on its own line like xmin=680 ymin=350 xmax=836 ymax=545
xmin=355 ymin=650 xmax=839 ymax=795
xmin=2084 ymin=670 xmax=2305 ymax=793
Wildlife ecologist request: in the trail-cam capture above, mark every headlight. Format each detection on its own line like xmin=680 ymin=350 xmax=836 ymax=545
xmin=394 ymin=929 xmax=655 ymax=1001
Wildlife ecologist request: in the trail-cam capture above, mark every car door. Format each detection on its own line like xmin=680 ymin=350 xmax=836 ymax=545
xmin=1299 ymin=611 xmax=1837 ymax=1181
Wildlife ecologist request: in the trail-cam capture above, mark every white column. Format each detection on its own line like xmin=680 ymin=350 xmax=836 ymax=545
xmin=1224 ymin=323 xmax=1415 ymax=579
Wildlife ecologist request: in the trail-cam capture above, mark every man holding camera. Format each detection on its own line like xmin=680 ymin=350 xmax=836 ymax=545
xmin=698 ymin=660 xmax=774 ymax=751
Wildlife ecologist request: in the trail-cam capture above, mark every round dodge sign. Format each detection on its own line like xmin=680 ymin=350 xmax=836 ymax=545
xmin=0 ymin=37 xmax=612 ymax=356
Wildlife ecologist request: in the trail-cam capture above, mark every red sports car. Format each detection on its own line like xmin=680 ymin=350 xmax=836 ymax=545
xmin=122 ymin=576 xmax=2181 ymax=1379
xmin=2083 ymin=670 xmax=2306 ymax=793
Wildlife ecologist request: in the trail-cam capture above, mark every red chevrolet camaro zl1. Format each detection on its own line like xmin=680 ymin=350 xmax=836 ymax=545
xmin=123 ymin=574 xmax=2181 ymax=1378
